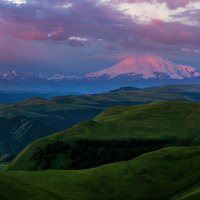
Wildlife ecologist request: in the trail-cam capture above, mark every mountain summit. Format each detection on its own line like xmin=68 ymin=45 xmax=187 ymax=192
xmin=86 ymin=55 xmax=200 ymax=80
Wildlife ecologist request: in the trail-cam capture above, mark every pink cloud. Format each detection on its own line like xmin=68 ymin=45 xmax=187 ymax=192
xmin=0 ymin=0 xmax=200 ymax=72
xmin=0 ymin=0 xmax=199 ymax=47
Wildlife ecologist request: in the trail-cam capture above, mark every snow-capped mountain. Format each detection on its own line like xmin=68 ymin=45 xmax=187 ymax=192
xmin=86 ymin=55 xmax=200 ymax=80
xmin=0 ymin=70 xmax=25 ymax=80
xmin=0 ymin=70 xmax=45 ymax=81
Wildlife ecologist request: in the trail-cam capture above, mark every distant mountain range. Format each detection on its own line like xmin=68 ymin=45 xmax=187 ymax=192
xmin=0 ymin=70 xmax=81 ymax=81
xmin=1 ymin=55 xmax=200 ymax=93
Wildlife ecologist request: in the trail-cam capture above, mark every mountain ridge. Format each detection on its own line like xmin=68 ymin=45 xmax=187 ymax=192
xmin=2 ymin=56 xmax=200 ymax=94
xmin=2 ymin=56 xmax=200 ymax=82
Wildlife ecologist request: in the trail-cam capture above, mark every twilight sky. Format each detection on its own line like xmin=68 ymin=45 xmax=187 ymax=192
xmin=0 ymin=0 xmax=200 ymax=75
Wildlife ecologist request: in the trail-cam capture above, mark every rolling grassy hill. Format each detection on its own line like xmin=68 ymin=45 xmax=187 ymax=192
xmin=1 ymin=146 xmax=200 ymax=200
xmin=7 ymin=101 xmax=200 ymax=171
xmin=2 ymin=94 xmax=200 ymax=199
xmin=1 ymin=84 xmax=200 ymax=157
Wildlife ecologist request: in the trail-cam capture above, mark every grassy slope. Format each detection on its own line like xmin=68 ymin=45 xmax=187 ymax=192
xmin=7 ymin=101 xmax=200 ymax=171
xmin=50 ymin=101 xmax=200 ymax=143
xmin=1 ymin=146 xmax=200 ymax=200
xmin=174 ymin=186 xmax=200 ymax=200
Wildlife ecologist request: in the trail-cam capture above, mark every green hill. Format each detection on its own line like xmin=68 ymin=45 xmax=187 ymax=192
xmin=1 ymin=146 xmax=200 ymax=200
xmin=1 ymin=84 xmax=200 ymax=156
xmin=7 ymin=101 xmax=200 ymax=171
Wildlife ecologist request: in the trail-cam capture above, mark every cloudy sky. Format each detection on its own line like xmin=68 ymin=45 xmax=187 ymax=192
xmin=0 ymin=0 xmax=200 ymax=74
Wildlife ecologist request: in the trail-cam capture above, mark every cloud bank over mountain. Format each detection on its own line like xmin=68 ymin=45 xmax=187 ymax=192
xmin=0 ymin=0 xmax=200 ymax=74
